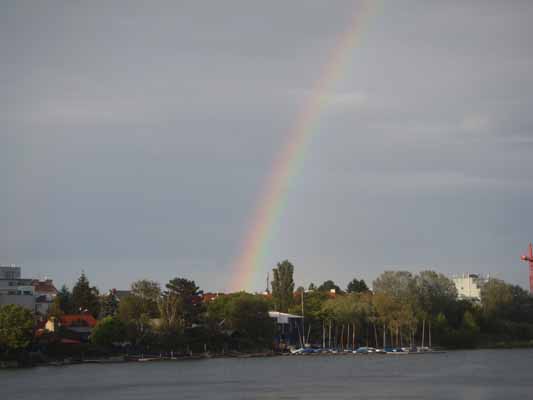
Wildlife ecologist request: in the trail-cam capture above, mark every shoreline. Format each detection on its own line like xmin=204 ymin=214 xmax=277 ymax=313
xmin=3 ymin=344 xmax=533 ymax=369
xmin=0 ymin=348 xmax=514 ymax=369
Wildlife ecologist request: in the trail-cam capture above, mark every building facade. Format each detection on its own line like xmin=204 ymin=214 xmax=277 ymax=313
xmin=0 ymin=265 xmax=57 ymax=315
xmin=33 ymin=279 xmax=58 ymax=315
xmin=452 ymin=273 xmax=489 ymax=301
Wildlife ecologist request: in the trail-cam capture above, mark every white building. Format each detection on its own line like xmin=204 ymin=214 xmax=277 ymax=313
xmin=0 ymin=266 xmax=57 ymax=315
xmin=0 ymin=266 xmax=35 ymax=311
xmin=0 ymin=265 xmax=22 ymax=280
xmin=452 ymin=273 xmax=489 ymax=302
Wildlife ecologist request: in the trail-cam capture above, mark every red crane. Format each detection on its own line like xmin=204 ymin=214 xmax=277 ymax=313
xmin=520 ymin=243 xmax=533 ymax=294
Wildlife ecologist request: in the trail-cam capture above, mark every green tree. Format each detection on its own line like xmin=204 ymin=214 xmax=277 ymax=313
xmin=227 ymin=293 xmax=275 ymax=349
xmin=346 ymin=278 xmax=369 ymax=293
xmin=414 ymin=270 xmax=457 ymax=347
xmin=130 ymin=279 xmax=161 ymax=318
xmin=132 ymin=280 xmax=160 ymax=306
xmin=48 ymin=296 xmax=65 ymax=318
xmin=415 ymin=271 xmax=457 ymax=317
xmin=507 ymin=285 xmax=533 ymax=323
xmin=271 ymin=260 xmax=295 ymax=312
xmin=158 ymin=292 xmax=184 ymax=332
xmin=481 ymin=278 xmax=513 ymax=318
xmin=373 ymin=271 xmax=415 ymax=300
xmin=71 ymin=272 xmax=100 ymax=317
xmin=90 ymin=316 xmax=127 ymax=347
xmin=321 ymin=293 xmax=370 ymax=350
xmin=117 ymin=295 xmax=154 ymax=345
xmin=101 ymin=290 xmax=119 ymax=317
xmin=289 ymin=290 xmax=329 ymax=345
xmin=55 ymin=285 xmax=74 ymax=314
xmin=165 ymin=278 xmax=203 ymax=326
xmin=207 ymin=293 xmax=275 ymax=350
xmin=0 ymin=305 xmax=34 ymax=353
xmin=318 ymin=280 xmax=343 ymax=294
xmin=372 ymin=291 xmax=399 ymax=348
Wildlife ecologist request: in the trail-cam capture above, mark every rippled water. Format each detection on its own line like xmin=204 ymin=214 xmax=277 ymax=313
xmin=2 ymin=349 xmax=532 ymax=399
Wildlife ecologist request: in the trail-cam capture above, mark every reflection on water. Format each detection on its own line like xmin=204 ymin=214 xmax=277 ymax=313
xmin=2 ymin=349 xmax=532 ymax=400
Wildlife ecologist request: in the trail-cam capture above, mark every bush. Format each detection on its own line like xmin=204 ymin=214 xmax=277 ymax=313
xmin=90 ymin=317 xmax=127 ymax=347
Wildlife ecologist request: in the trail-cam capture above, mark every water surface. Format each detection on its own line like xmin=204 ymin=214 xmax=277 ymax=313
xmin=2 ymin=349 xmax=531 ymax=399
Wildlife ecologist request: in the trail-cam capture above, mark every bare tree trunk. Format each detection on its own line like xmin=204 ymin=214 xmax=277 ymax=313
xmin=352 ymin=323 xmax=356 ymax=349
xmin=428 ymin=319 xmax=432 ymax=349
xmin=340 ymin=325 xmax=345 ymax=350
xmin=347 ymin=324 xmax=350 ymax=350
xmin=396 ymin=325 xmax=399 ymax=347
xmin=322 ymin=320 xmax=326 ymax=349
xmin=374 ymin=323 xmax=378 ymax=348
xmin=328 ymin=320 xmax=332 ymax=349
xmin=383 ymin=323 xmax=386 ymax=349
xmin=421 ymin=319 xmax=426 ymax=348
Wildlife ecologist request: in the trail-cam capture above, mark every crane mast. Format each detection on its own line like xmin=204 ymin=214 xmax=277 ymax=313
xmin=520 ymin=243 xmax=533 ymax=294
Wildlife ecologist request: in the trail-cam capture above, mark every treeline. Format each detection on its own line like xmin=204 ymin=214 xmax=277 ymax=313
xmin=45 ymin=274 xmax=276 ymax=355
xmin=2 ymin=262 xmax=533 ymax=361
xmin=270 ymin=261 xmax=533 ymax=349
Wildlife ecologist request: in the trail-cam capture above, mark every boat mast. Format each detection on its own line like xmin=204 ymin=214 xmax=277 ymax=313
xmin=301 ymin=289 xmax=305 ymax=347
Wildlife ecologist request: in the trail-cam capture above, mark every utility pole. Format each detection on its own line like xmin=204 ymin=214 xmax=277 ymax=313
xmin=520 ymin=243 xmax=533 ymax=294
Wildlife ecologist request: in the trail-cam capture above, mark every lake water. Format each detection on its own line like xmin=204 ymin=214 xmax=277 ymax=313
xmin=2 ymin=350 xmax=532 ymax=399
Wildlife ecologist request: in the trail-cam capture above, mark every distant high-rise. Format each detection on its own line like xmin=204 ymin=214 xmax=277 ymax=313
xmin=0 ymin=265 xmax=21 ymax=280
xmin=452 ymin=273 xmax=489 ymax=302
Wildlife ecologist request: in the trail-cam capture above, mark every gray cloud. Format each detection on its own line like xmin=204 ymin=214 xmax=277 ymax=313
xmin=2 ymin=1 xmax=533 ymax=291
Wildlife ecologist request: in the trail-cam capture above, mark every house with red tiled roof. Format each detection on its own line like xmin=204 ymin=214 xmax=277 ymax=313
xmin=202 ymin=292 xmax=224 ymax=303
xmin=45 ymin=313 xmax=97 ymax=342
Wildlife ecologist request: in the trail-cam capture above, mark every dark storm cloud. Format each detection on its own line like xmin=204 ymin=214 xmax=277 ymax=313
xmin=2 ymin=1 xmax=532 ymax=291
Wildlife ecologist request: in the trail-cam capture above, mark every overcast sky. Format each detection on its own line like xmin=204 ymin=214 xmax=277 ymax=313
xmin=2 ymin=1 xmax=533 ymax=292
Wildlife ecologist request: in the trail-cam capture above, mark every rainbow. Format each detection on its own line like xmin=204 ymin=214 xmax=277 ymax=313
xmin=230 ymin=1 xmax=375 ymax=292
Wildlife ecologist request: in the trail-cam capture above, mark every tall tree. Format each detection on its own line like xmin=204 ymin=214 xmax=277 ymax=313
xmin=131 ymin=280 xmax=161 ymax=301
xmin=55 ymin=285 xmax=74 ymax=314
xmin=373 ymin=271 xmax=415 ymax=300
xmin=118 ymin=295 xmax=153 ymax=344
xmin=415 ymin=270 xmax=457 ymax=318
xmin=165 ymin=278 xmax=203 ymax=326
xmin=158 ymin=292 xmax=183 ymax=331
xmin=480 ymin=278 xmax=514 ymax=318
xmin=373 ymin=271 xmax=417 ymax=347
xmin=271 ymin=260 xmax=295 ymax=312
xmin=130 ymin=279 xmax=161 ymax=318
xmin=346 ymin=278 xmax=369 ymax=293
xmin=71 ymin=272 xmax=100 ymax=317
